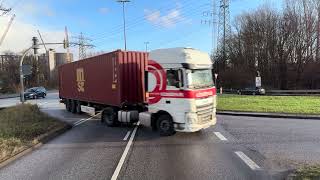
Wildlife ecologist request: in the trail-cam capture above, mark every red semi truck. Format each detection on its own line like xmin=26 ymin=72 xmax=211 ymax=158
xmin=59 ymin=48 xmax=217 ymax=136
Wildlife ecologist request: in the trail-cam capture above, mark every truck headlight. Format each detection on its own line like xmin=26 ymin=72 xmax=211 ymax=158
xmin=186 ymin=112 xmax=198 ymax=124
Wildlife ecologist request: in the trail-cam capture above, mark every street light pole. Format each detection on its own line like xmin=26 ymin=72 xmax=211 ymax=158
xmin=144 ymin=42 xmax=149 ymax=52
xmin=117 ymin=0 xmax=130 ymax=51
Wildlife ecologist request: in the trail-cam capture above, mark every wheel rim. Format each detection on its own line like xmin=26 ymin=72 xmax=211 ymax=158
xmin=160 ymin=120 xmax=170 ymax=131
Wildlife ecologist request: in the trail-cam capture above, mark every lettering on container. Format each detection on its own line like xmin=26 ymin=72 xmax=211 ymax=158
xmin=76 ymin=68 xmax=85 ymax=92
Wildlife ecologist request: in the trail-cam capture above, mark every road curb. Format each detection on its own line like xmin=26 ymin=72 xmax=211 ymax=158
xmin=0 ymin=95 xmax=19 ymax=99
xmin=0 ymin=123 xmax=72 ymax=169
xmin=217 ymin=111 xmax=320 ymax=120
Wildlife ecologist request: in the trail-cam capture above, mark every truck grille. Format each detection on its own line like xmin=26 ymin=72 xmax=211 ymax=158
xmin=196 ymin=103 xmax=213 ymax=124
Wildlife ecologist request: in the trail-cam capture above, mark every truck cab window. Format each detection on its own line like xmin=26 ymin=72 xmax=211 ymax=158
xmin=166 ymin=70 xmax=179 ymax=87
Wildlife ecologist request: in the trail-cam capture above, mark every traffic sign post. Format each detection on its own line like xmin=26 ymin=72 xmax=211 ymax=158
xmin=256 ymin=77 xmax=261 ymax=87
xmin=22 ymin=65 xmax=32 ymax=76
xmin=214 ymin=73 xmax=218 ymax=87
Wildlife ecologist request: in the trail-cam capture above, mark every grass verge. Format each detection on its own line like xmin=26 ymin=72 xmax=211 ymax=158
xmin=0 ymin=104 xmax=68 ymax=162
xmin=288 ymin=165 xmax=320 ymax=180
xmin=217 ymin=95 xmax=320 ymax=115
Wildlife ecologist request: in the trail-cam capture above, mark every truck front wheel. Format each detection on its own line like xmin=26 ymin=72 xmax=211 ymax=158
xmin=102 ymin=108 xmax=118 ymax=127
xmin=157 ymin=114 xmax=175 ymax=136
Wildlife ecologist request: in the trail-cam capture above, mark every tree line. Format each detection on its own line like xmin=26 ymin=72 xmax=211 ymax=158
xmin=215 ymin=0 xmax=320 ymax=90
xmin=0 ymin=52 xmax=53 ymax=94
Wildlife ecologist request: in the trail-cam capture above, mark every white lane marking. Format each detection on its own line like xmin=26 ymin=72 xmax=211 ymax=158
xmin=73 ymin=119 xmax=86 ymax=126
xmin=235 ymin=151 xmax=261 ymax=170
xmin=214 ymin=132 xmax=228 ymax=141
xmin=38 ymin=102 xmax=48 ymax=106
xmin=111 ymin=122 xmax=140 ymax=180
xmin=73 ymin=112 xmax=102 ymax=127
xmin=123 ymin=131 xmax=131 ymax=141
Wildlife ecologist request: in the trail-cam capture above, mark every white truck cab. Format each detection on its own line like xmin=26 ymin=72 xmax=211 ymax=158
xmin=142 ymin=47 xmax=217 ymax=135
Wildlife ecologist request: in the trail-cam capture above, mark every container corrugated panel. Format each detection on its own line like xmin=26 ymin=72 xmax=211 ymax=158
xmin=59 ymin=50 xmax=148 ymax=107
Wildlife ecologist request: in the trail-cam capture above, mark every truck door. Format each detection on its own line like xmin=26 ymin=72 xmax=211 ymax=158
xmin=148 ymin=67 xmax=187 ymax=124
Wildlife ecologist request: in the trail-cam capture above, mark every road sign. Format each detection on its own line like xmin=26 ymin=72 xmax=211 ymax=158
xmin=22 ymin=65 xmax=32 ymax=75
xmin=256 ymin=77 xmax=261 ymax=87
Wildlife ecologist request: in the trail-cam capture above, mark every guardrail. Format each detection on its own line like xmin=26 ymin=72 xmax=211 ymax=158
xmin=221 ymin=89 xmax=320 ymax=96
xmin=266 ymin=89 xmax=320 ymax=96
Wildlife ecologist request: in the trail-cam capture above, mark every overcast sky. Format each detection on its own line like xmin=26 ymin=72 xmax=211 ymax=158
xmin=0 ymin=0 xmax=282 ymax=59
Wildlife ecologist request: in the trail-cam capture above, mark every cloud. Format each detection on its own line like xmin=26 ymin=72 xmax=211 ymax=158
xmin=144 ymin=8 xmax=184 ymax=28
xmin=98 ymin=7 xmax=109 ymax=15
xmin=19 ymin=1 xmax=55 ymax=18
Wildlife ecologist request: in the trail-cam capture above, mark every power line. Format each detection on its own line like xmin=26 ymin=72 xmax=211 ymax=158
xmin=0 ymin=3 xmax=11 ymax=16
xmin=93 ymin=3 xmax=208 ymax=47
xmin=93 ymin=8 xmax=206 ymax=51
xmin=72 ymin=33 xmax=95 ymax=60
xmin=91 ymin=0 xmax=204 ymax=41
xmin=117 ymin=0 xmax=130 ymax=51
xmin=91 ymin=0 xmax=194 ymax=39
xmin=201 ymin=0 xmax=218 ymax=54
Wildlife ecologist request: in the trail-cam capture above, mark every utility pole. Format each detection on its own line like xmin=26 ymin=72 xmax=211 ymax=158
xmin=0 ymin=14 xmax=15 ymax=47
xmin=64 ymin=26 xmax=71 ymax=63
xmin=218 ymin=0 xmax=231 ymax=68
xmin=72 ymin=32 xmax=94 ymax=60
xmin=317 ymin=4 xmax=320 ymax=61
xmin=117 ymin=0 xmax=130 ymax=51
xmin=37 ymin=30 xmax=47 ymax=52
xmin=201 ymin=0 xmax=218 ymax=55
xmin=144 ymin=42 xmax=149 ymax=52
xmin=32 ymin=37 xmax=40 ymax=85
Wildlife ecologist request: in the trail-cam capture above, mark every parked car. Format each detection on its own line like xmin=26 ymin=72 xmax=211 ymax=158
xmin=34 ymin=86 xmax=47 ymax=96
xmin=238 ymin=87 xmax=266 ymax=95
xmin=24 ymin=87 xmax=46 ymax=99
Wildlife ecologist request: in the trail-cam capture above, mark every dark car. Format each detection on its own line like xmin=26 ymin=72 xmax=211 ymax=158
xmin=238 ymin=87 xmax=266 ymax=95
xmin=34 ymin=86 xmax=47 ymax=95
xmin=24 ymin=87 xmax=46 ymax=99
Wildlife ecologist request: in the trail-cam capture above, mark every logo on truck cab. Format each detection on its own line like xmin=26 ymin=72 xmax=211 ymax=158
xmin=76 ymin=68 xmax=85 ymax=92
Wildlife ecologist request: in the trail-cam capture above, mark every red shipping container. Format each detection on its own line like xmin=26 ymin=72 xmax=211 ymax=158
xmin=58 ymin=50 xmax=148 ymax=107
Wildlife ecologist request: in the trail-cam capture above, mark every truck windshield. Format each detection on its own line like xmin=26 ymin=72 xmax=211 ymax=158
xmin=188 ymin=69 xmax=214 ymax=89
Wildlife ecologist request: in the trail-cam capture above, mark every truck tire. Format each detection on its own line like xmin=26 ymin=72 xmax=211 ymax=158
xmin=102 ymin=108 xmax=118 ymax=127
xmin=71 ymin=100 xmax=77 ymax=114
xmin=76 ymin=101 xmax=82 ymax=114
xmin=157 ymin=114 xmax=175 ymax=136
xmin=151 ymin=116 xmax=158 ymax=131
xmin=66 ymin=99 xmax=72 ymax=112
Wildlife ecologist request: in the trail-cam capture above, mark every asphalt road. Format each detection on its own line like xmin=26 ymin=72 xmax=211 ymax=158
xmin=0 ymin=93 xmax=319 ymax=180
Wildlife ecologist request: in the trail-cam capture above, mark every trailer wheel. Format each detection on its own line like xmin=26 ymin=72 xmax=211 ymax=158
xmin=76 ymin=101 xmax=82 ymax=114
xmin=102 ymin=108 xmax=118 ymax=127
xmin=71 ymin=100 xmax=77 ymax=114
xmin=66 ymin=99 xmax=72 ymax=112
xmin=157 ymin=114 xmax=175 ymax=136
